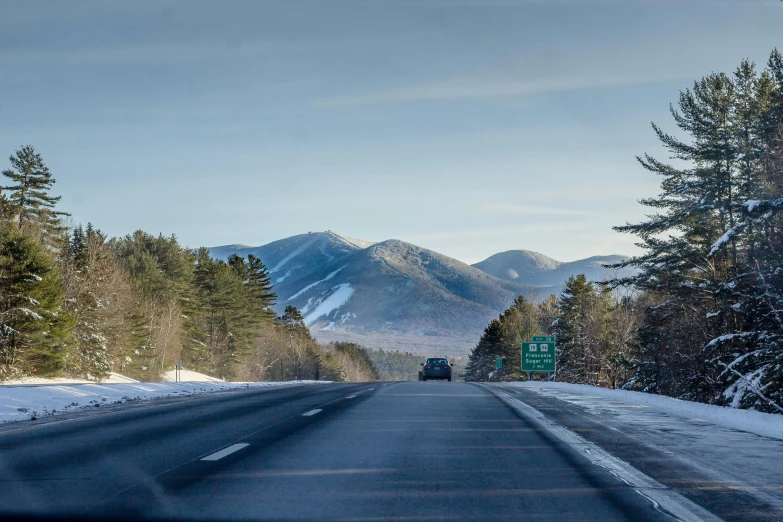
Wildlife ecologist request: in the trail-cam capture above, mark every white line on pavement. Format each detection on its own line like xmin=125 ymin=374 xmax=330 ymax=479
xmin=485 ymin=385 xmax=723 ymax=522
xmin=345 ymin=395 xmax=357 ymax=399
xmin=201 ymin=443 xmax=249 ymax=461
xmin=302 ymin=409 xmax=322 ymax=417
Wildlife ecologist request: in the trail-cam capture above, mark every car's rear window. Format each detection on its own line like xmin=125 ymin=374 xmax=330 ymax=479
xmin=427 ymin=358 xmax=448 ymax=365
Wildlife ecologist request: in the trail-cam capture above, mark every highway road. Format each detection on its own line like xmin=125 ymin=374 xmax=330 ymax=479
xmin=0 ymin=382 xmax=722 ymax=521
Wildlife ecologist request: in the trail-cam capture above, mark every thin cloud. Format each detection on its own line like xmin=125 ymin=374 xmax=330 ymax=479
xmin=474 ymin=203 xmax=601 ymax=217
xmin=315 ymin=74 xmax=682 ymax=107
xmin=0 ymin=42 xmax=299 ymax=65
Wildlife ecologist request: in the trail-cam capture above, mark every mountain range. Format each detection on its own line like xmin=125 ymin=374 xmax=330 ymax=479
xmin=208 ymin=232 xmax=629 ymax=355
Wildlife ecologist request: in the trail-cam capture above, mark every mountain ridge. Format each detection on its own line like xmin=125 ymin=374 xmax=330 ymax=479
xmin=208 ymin=232 xmax=629 ymax=355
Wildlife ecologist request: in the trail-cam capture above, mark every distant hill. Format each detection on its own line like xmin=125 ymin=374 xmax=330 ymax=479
xmin=472 ymin=250 xmax=630 ymax=295
xmin=208 ymin=233 xmax=629 ymax=355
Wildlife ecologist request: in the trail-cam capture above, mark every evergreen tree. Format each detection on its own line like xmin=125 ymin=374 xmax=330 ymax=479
xmin=245 ymin=254 xmax=277 ymax=322
xmin=276 ymin=306 xmax=319 ymax=380
xmin=228 ymin=253 xmax=277 ymax=322
xmin=464 ymin=319 xmax=505 ymax=382
xmin=612 ymin=50 xmax=783 ymax=410
xmin=193 ymin=249 xmax=254 ymax=379
xmin=1 ymin=146 xmax=70 ymax=246
xmin=112 ymin=231 xmax=199 ymax=374
xmin=555 ymin=275 xmax=598 ymax=384
xmin=63 ymin=223 xmax=129 ymax=381
xmin=279 ymin=305 xmax=307 ymax=331
xmin=123 ymin=312 xmax=156 ymax=380
xmin=497 ymin=295 xmax=542 ymax=380
xmin=70 ymin=225 xmax=87 ymax=268
xmin=0 ymin=226 xmax=72 ymax=379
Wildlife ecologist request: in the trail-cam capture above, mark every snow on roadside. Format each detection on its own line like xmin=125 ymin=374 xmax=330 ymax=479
xmin=0 ymin=380 xmax=324 ymax=424
xmin=1 ymin=372 xmax=139 ymax=386
xmin=510 ymin=381 xmax=783 ymax=441
xmin=161 ymin=369 xmax=224 ymax=382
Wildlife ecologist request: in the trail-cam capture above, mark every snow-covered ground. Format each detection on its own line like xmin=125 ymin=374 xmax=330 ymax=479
xmin=512 ymin=381 xmax=783 ymax=441
xmin=0 ymin=372 xmax=140 ymax=386
xmin=509 ymin=382 xmax=783 ymax=511
xmin=0 ymin=379 xmax=324 ymax=424
xmin=160 ymin=369 xmax=225 ymax=382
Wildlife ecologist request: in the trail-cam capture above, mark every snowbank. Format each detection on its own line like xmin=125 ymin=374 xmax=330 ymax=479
xmin=160 ymin=369 xmax=224 ymax=382
xmin=511 ymin=382 xmax=783 ymax=441
xmin=0 ymin=380 xmax=324 ymax=424
xmin=0 ymin=372 xmax=139 ymax=386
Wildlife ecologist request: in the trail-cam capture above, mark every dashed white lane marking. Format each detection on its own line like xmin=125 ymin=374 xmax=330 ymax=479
xmin=302 ymin=409 xmax=323 ymax=417
xmin=345 ymin=395 xmax=357 ymax=399
xmin=201 ymin=443 xmax=249 ymax=461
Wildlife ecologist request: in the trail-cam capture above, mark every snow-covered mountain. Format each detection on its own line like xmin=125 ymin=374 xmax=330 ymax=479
xmin=208 ymin=232 xmax=627 ymax=355
xmin=472 ymin=250 xmax=631 ymax=292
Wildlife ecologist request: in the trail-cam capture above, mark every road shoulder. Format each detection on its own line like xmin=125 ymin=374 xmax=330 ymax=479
xmin=496 ymin=383 xmax=783 ymax=522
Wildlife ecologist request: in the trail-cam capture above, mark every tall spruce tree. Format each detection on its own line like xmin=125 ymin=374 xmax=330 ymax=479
xmin=555 ymin=275 xmax=598 ymax=384
xmin=463 ymin=319 xmax=505 ymax=382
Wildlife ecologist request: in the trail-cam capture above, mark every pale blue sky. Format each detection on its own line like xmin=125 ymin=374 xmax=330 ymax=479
xmin=1 ymin=0 xmax=781 ymax=263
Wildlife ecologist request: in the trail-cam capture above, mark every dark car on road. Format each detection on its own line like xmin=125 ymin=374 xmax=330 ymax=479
xmin=420 ymin=358 xmax=452 ymax=381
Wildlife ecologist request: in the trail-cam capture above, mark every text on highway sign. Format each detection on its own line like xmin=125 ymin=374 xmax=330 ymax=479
xmin=522 ymin=342 xmax=555 ymax=372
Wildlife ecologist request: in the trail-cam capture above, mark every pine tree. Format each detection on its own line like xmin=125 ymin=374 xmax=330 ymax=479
xmin=228 ymin=253 xmax=277 ymax=322
xmin=497 ymin=295 xmax=542 ymax=380
xmin=63 ymin=223 xmax=129 ymax=381
xmin=70 ymin=225 xmax=87 ymax=268
xmin=1 ymin=146 xmax=70 ymax=246
xmin=0 ymin=226 xmax=73 ymax=379
xmin=612 ymin=50 xmax=783 ymax=410
xmin=279 ymin=305 xmax=306 ymax=331
xmin=705 ymin=51 xmax=783 ymax=413
xmin=124 ymin=312 xmax=156 ymax=380
xmin=555 ymin=275 xmax=598 ymax=384
xmin=193 ymin=249 xmax=255 ymax=379
xmin=246 ymin=254 xmax=277 ymax=322
xmin=112 ymin=231 xmax=199 ymax=375
xmin=464 ymin=319 xmax=505 ymax=382
xmin=276 ymin=306 xmax=319 ymax=380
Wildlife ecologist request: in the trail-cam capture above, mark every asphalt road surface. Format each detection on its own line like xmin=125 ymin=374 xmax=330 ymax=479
xmin=0 ymin=382 xmax=715 ymax=521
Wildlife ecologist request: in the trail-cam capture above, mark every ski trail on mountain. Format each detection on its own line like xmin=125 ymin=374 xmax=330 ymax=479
xmin=303 ymin=283 xmax=355 ymax=325
xmin=270 ymin=237 xmax=318 ymax=273
xmin=287 ymin=266 xmax=347 ymax=301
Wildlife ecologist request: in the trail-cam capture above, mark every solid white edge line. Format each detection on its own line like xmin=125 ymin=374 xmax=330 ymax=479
xmin=302 ymin=409 xmax=322 ymax=417
xmin=483 ymin=385 xmax=723 ymax=522
xmin=201 ymin=443 xmax=249 ymax=461
xmin=345 ymin=395 xmax=357 ymax=399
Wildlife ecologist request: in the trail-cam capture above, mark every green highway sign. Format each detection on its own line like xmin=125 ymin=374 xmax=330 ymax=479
xmin=496 ymin=357 xmax=502 ymax=369
xmin=522 ymin=342 xmax=556 ymax=372
xmin=532 ymin=336 xmax=555 ymax=343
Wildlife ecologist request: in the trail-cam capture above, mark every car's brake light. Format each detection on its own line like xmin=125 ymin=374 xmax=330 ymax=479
xmin=424 ymin=365 xmax=430 ymax=369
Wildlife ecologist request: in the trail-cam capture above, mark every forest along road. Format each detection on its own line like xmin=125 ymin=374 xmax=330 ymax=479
xmin=0 ymin=382 xmax=727 ymax=521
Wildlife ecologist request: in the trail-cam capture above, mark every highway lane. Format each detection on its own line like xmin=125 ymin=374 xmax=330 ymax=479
xmin=0 ymin=382 xmax=374 ymax=517
xmin=0 ymin=381 xmax=709 ymax=521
